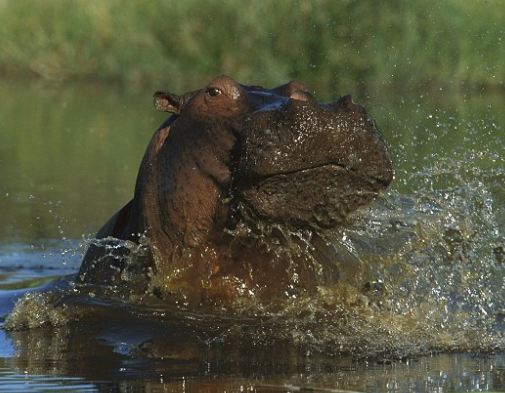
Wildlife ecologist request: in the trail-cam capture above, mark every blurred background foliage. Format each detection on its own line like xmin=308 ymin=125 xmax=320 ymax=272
xmin=0 ymin=0 xmax=503 ymax=98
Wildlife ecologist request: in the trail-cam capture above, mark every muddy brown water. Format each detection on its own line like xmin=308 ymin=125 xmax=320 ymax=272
xmin=1 ymin=80 xmax=505 ymax=392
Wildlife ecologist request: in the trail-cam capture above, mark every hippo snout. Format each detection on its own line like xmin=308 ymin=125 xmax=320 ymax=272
xmin=234 ymin=95 xmax=393 ymax=229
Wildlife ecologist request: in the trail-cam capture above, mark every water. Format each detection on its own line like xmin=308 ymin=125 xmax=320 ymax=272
xmin=1 ymin=79 xmax=504 ymax=392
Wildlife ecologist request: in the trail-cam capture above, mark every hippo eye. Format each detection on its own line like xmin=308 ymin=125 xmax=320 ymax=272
xmin=206 ymin=87 xmax=222 ymax=97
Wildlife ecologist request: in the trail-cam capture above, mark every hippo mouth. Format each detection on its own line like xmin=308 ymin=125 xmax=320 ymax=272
xmin=240 ymin=163 xmax=385 ymax=229
xmin=234 ymin=96 xmax=393 ymax=229
xmin=245 ymin=160 xmax=391 ymax=188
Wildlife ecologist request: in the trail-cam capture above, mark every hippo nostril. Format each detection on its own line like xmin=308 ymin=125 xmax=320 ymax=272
xmin=290 ymin=90 xmax=313 ymax=102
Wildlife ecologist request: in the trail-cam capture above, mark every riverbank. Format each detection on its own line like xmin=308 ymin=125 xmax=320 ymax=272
xmin=0 ymin=0 xmax=503 ymax=96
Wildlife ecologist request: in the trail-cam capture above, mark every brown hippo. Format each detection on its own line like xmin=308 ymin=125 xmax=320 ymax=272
xmin=78 ymin=76 xmax=393 ymax=310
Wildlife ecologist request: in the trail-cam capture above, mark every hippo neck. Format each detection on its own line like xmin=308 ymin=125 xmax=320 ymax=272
xmin=128 ymin=120 xmax=234 ymax=259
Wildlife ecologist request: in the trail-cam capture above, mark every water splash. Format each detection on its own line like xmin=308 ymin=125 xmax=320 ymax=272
xmin=5 ymin=113 xmax=505 ymax=358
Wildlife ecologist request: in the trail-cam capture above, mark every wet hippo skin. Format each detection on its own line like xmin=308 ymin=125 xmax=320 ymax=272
xmin=77 ymin=75 xmax=393 ymax=306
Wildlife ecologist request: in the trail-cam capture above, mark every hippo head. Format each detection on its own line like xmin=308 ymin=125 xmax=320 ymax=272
xmin=78 ymin=75 xmax=393 ymax=298
xmin=151 ymin=76 xmax=393 ymax=235
xmin=232 ymin=91 xmax=393 ymax=230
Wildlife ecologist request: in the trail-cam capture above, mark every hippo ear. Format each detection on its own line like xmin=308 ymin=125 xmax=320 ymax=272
xmin=153 ymin=91 xmax=183 ymax=114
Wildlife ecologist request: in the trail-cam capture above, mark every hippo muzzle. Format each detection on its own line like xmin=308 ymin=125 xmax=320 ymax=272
xmin=234 ymin=95 xmax=393 ymax=229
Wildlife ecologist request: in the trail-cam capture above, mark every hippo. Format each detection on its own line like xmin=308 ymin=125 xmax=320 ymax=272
xmin=78 ymin=76 xmax=393 ymax=309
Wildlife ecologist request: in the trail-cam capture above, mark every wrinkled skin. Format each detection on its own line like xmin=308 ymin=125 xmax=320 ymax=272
xmin=78 ymin=75 xmax=393 ymax=307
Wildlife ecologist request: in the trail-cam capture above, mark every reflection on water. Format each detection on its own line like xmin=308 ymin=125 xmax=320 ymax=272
xmin=0 ymin=367 xmax=97 ymax=393
xmin=0 ymin=80 xmax=504 ymax=392
xmin=4 ymin=313 xmax=505 ymax=393
xmin=0 ymin=79 xmax=166 ymax=245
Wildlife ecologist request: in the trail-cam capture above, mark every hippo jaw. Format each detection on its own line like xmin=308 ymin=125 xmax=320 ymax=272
xmin=232 ymin=95 xmax=393 ymax=230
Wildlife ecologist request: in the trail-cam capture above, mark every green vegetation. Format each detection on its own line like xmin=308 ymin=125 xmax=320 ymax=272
xmin=0 ymin=0 xmax=504 ymax=96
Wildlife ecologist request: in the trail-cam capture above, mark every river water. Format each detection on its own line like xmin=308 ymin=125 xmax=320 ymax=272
xmin=0 ymin=79 xmax=504 ymax=392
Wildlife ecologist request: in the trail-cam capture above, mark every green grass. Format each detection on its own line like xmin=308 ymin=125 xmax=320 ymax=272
xmin=0 ymin=0 xmax=503 ymax=96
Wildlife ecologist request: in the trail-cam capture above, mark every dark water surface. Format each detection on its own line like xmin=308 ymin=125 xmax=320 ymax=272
xmin=1 ymin=79 xmax=505 ymax=392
